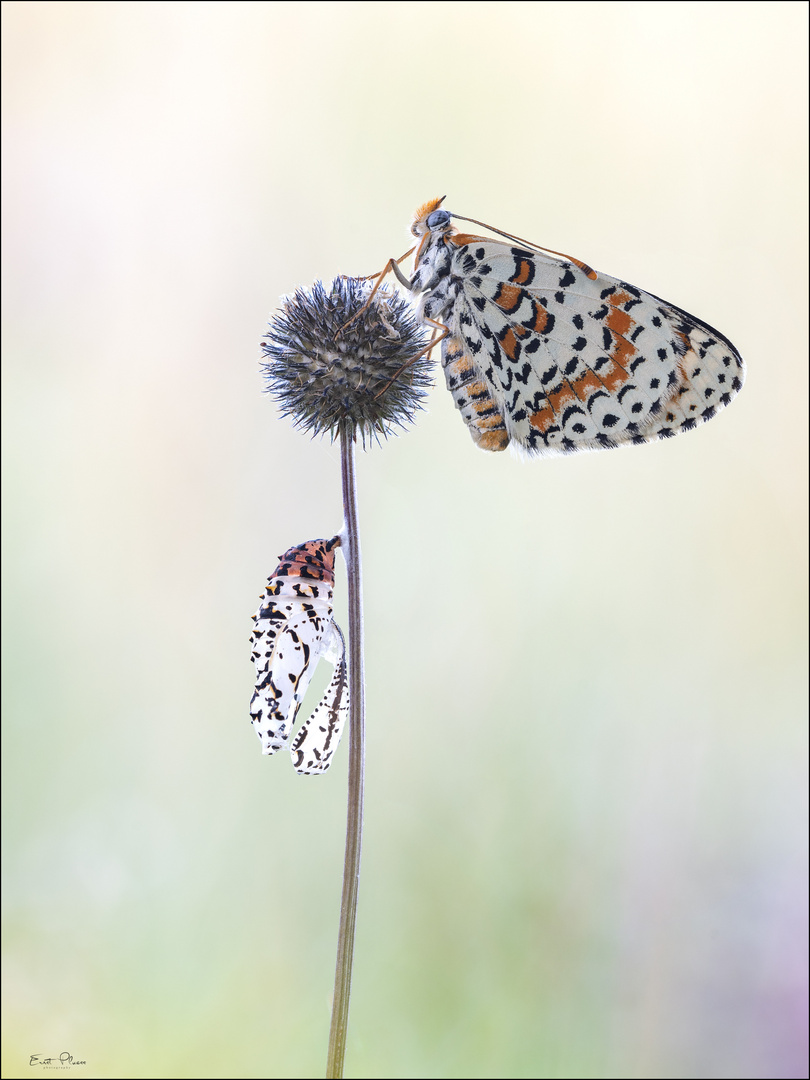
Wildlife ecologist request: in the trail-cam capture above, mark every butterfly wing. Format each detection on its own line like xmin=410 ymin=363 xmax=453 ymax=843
xmin=440 ymin=239 xmax=744 ymax=456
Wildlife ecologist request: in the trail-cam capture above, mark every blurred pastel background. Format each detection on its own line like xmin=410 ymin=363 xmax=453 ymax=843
xmin=2 ymin=2 xmax=807 ymax=1078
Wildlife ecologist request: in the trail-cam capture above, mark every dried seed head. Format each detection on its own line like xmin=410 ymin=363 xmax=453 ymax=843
xmin=261 ymin=277 xmax=432 ymax=445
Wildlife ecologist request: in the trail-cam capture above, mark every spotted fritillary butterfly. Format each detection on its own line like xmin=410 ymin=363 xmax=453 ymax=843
xmin=374 ymin=197 xmax=745 ymax=456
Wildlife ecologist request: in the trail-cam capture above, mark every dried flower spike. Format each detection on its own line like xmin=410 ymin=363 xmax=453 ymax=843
xmin=261 ymin=277 xmax=432 ymax=444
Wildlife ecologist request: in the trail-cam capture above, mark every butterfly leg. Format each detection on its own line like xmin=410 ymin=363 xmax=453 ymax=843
xmin=337 ymin=249 xmax=416 ymax=336
xmin=340 ymin=246 xmax=415 ymax=285
xmin=372 ymin=317 xmax=449 ymax=401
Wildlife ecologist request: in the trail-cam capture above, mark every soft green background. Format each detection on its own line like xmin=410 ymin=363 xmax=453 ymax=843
xmin=2 ymin=2 xmax=807 ymax=1078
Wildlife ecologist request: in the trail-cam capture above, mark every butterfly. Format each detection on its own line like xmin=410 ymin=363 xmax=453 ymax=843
xmin=249 ymin=536 xmax=349 ymax=775
xmin=366 ymin=197 xmax=744 ymax=456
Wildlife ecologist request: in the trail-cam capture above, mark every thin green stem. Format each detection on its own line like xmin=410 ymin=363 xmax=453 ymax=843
xmin=326 ymin=428 xmax=365 ymax=1079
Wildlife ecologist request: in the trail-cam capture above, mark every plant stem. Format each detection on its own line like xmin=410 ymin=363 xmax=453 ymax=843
xmin=326 ymin=428 xmax=366 ymax=1079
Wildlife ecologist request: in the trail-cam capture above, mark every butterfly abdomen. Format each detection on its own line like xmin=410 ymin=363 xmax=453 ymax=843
xmin=441 ymin=335 xmax=510 ymax=452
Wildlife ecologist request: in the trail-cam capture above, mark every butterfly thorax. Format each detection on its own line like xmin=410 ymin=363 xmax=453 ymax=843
xmin=410 ymin=231 xmax=455 ymax=309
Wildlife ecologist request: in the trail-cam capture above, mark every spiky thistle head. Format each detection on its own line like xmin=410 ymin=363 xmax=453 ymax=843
xmin=261 ymin=277 xmax=433 ymax=445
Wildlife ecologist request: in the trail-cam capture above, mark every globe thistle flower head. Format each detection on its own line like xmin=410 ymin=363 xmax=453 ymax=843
xmin=261 ymin=277 xmax=433 ymax=445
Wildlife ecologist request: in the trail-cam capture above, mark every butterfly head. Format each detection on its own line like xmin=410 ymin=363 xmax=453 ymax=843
xmin=411 ymin=196 xmax=454 ymax=238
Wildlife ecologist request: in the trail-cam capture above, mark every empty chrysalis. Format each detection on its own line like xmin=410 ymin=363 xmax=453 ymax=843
xmin=249 ymin=536 xmax=349 ymax=775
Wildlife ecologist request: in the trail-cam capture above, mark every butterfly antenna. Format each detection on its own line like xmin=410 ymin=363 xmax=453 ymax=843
xmin=450 ymin=213 xmax=597 ymax=280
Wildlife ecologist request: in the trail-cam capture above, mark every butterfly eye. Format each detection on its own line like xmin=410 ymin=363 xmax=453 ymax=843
xmin=426 ymin=209 xmax=451 ymax=229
